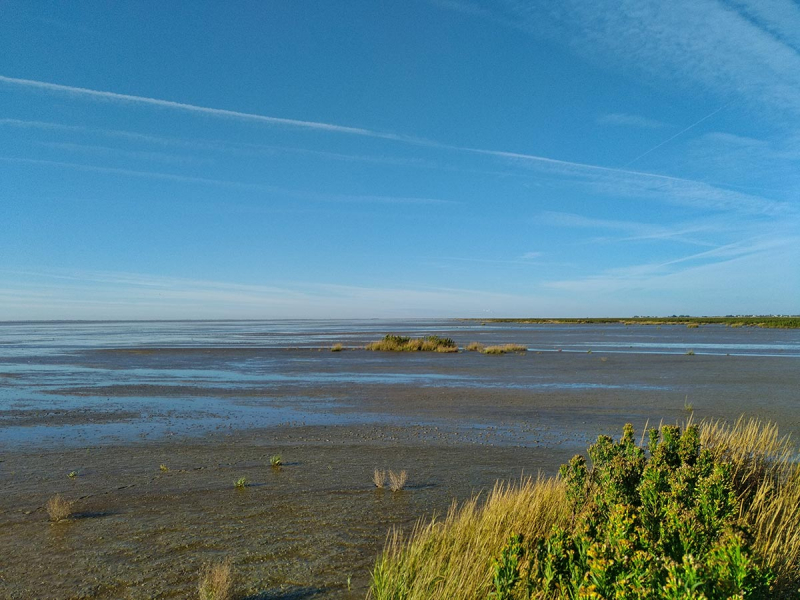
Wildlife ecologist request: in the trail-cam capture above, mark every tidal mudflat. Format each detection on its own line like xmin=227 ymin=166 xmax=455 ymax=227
xmin=1 ymin=320 xmax=799 ymax=598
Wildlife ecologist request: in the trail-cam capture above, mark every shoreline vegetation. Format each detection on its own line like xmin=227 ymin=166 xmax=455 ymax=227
xmin=369 ymin=418 xmax=800 ymax=599
xmin=464 ymin=316 xmax=800 ymax=329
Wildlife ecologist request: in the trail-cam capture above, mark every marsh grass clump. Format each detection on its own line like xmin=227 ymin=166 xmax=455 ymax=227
xmin=388 ymin=470 xmax=408 ymax=492
xmin=373 ymin=468 xmax=386 ymax=489
xmin=482 ymin=344 xmax=527 ymax=355
xmin=269 ymin=454 xmax=282 ymax=467
xmin=234 ymin=477 xmax=248 ymax=489
xmin=366 ymin=334 xmax=458 ymax=353
xmin=159 ymin=464 xmax=169 ymax=472
xmin=371 ymin=419 xmax=800 ymax=599
xmin=687 ymin=322 xmax=700 ymax=328
xmin=198 ymin=558 xmax=234 ymax=600
xmin=370 ymin=477 xmax=567 ymax=599
xmin=68 ymin=470 xmax=78 ymax=478
xmin=466 ymin=341 xmax=485 ymax=352
xmin=46 ymin=494 xmax=73 ymax=523
xmin=330 ymin=343 xmax=343 ymax=352
xmin=686 ymin=349 xmax=696 ymax=355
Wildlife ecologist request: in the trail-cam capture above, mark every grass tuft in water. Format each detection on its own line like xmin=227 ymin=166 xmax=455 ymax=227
xmin=373 ymin=468 xmax=386 ymax=489
xmin=46 ymin=494 xmax=73 ymax=523
xmin=198 ymin=558 xmax=234 ymax=600
xmin=388 ymin=470 xmax=408 ymax=492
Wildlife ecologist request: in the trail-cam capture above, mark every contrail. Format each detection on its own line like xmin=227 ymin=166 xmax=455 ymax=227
xmin=623 ymin=102 xmax=732 ymax=167
xmin=0 ymin=74 xmax=399 ymax=139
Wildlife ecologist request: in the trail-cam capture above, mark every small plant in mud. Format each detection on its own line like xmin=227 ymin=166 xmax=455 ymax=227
xmin=46 ymin=494 xmax=73 ymax=523
xmin=159 ymin=464 xmax=169 ymax=472
xmin=492 ymin=424 xmax=775 ymax=598
xmin=684 ymin=396 xmax=695 ymax=415
xmin=270 ymin=454 xmax=282 ymax=467
xmin=373 ymin=468 xmax=386 ymax=489
xmin=68 ymin=470 xmax=78 ymax=479
xmin=234 ymin=477 xmax=248 ymax=489
xmin=388 ymin=470 xmax=407 ymax=492
xmin=466 ymin=341 xmax=485 ymax=352
xmin=686 ymin=349 xmax=696 ymax=355
xmin=331 ymin=343 xmax=343 ymax=352
xmin=198 ymin=558 xmax=234 ymax=600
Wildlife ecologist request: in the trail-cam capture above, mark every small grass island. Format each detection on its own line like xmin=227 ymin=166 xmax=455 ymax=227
xmin=366 ymin=334 xmax=459 ymax=352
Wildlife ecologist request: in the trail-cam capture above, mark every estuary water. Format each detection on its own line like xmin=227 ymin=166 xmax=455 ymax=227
xmin=1 ymin=320 xmax=799 ymax=448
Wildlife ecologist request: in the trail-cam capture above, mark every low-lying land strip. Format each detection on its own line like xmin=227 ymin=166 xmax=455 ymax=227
xmin=467 ymin=316 xmax=800 ymax=328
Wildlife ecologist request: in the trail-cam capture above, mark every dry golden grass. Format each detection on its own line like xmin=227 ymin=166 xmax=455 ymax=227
xmin=466 ymin=341 xmax=485 ymax=352
xmin=198 ymin=558 xmax=234 ymax=600
xmin=330 ymin=343 xmax=343 ymax=352
xmin=481 ymin=344 xmax=527 ymax=354
xmin=373 ymin=468 xmax=386 ymax=489
xmin=369 ymin=476 xmax=567 ymax=599
xmin=46 ymin=494 xmax=73 ymax=523
xmin=699 ymin=417 xmax=800 ymax=590
xmin=388 ymin=470 xmax=408 ymax=492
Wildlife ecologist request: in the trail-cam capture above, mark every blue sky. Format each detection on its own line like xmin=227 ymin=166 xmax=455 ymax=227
xmin=1 ymin=0 xmax=798 ymax=319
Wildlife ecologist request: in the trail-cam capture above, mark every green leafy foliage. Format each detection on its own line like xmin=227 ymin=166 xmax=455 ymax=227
xmin=498 ymin=424 xmax=776 ymax=598
xmin=491 ymin=534 xmax=525 ymax=600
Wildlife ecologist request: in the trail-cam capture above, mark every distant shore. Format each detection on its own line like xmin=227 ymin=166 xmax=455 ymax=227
xmin=464 ymin=316 xmax=800 ymax=328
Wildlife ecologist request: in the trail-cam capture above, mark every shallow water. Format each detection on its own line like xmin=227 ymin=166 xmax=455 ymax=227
xmin=1 ymin=320 xmax=799 ymax=448
xmin=2 ymin=320 xmax=800 ymax=599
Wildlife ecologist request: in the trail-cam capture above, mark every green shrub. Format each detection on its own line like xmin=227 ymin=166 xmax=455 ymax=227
xmin=512 ymin=424 xmax=775 ymax=598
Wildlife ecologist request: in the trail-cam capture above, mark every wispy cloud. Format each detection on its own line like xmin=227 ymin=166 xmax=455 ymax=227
xmin=458 ymin=1 xmax=800 ymax=119
xmin=0 ymin=268 xmax=532 ymax=319
xmin=544 ymin=235 xmax=800 ymax=298
xmin=539 ymin=211 xmax=719 ymax=247
xmin=0 ymin=157 xmax=458 ymax=206
xmin=597 ymin=113 xmax=668 ymax=129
